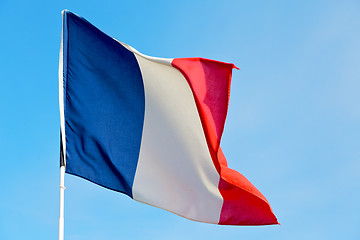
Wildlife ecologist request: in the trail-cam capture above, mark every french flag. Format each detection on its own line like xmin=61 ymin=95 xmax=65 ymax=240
xmin=59 ymin=10 xmax=278 ymax=225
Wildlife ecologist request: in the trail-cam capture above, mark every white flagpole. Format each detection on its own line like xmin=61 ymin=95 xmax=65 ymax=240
xmin=58 ymin=10 xmax=66 ymax=240
xmin=58 ymin=166 xmax=65 ymax=240
xmin=58 ymin=10 xmax=67 ymax=240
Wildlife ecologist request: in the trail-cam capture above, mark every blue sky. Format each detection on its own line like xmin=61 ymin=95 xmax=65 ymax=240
xmin=0 ymin=0 xmax=359 ymax=239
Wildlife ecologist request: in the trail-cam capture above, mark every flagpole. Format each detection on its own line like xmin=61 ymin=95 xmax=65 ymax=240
xmin=58 ymin=9 xmax=67 ymax=240
xmin=59 ymin=165 xmax=65 ymax=240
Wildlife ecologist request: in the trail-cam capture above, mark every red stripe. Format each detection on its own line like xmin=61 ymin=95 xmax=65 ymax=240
xmin=172 ymin=58 xmax=278 ymax=225
xmin=217 ymin=148 xmax=278 ymax=225
xmin=172 ymin=58 xmax=235 ymax=172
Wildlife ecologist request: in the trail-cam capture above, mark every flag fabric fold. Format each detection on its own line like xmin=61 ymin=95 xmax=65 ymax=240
xmin=59 ymin=10 xmax=278 ymax=225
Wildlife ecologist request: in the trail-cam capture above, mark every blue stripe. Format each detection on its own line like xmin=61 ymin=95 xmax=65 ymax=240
xmin=63 ymin=11 xmax=145 ymax=197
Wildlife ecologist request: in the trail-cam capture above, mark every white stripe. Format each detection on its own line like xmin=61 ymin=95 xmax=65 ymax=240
xmin=132 ymin=53 xmax=223 ymax=223
xmin=118 ymin=41 xmax=173 ymax=66
xmin=59 ymin=10 xmax=66 ymax=165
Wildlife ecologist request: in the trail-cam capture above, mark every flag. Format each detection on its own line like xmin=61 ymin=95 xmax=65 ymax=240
xmin=59 ymin=10 xmax=278 ymax=225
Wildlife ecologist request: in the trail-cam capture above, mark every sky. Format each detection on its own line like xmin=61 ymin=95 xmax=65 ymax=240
xmin=0 ymin=0 xmax=359 ymax=239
